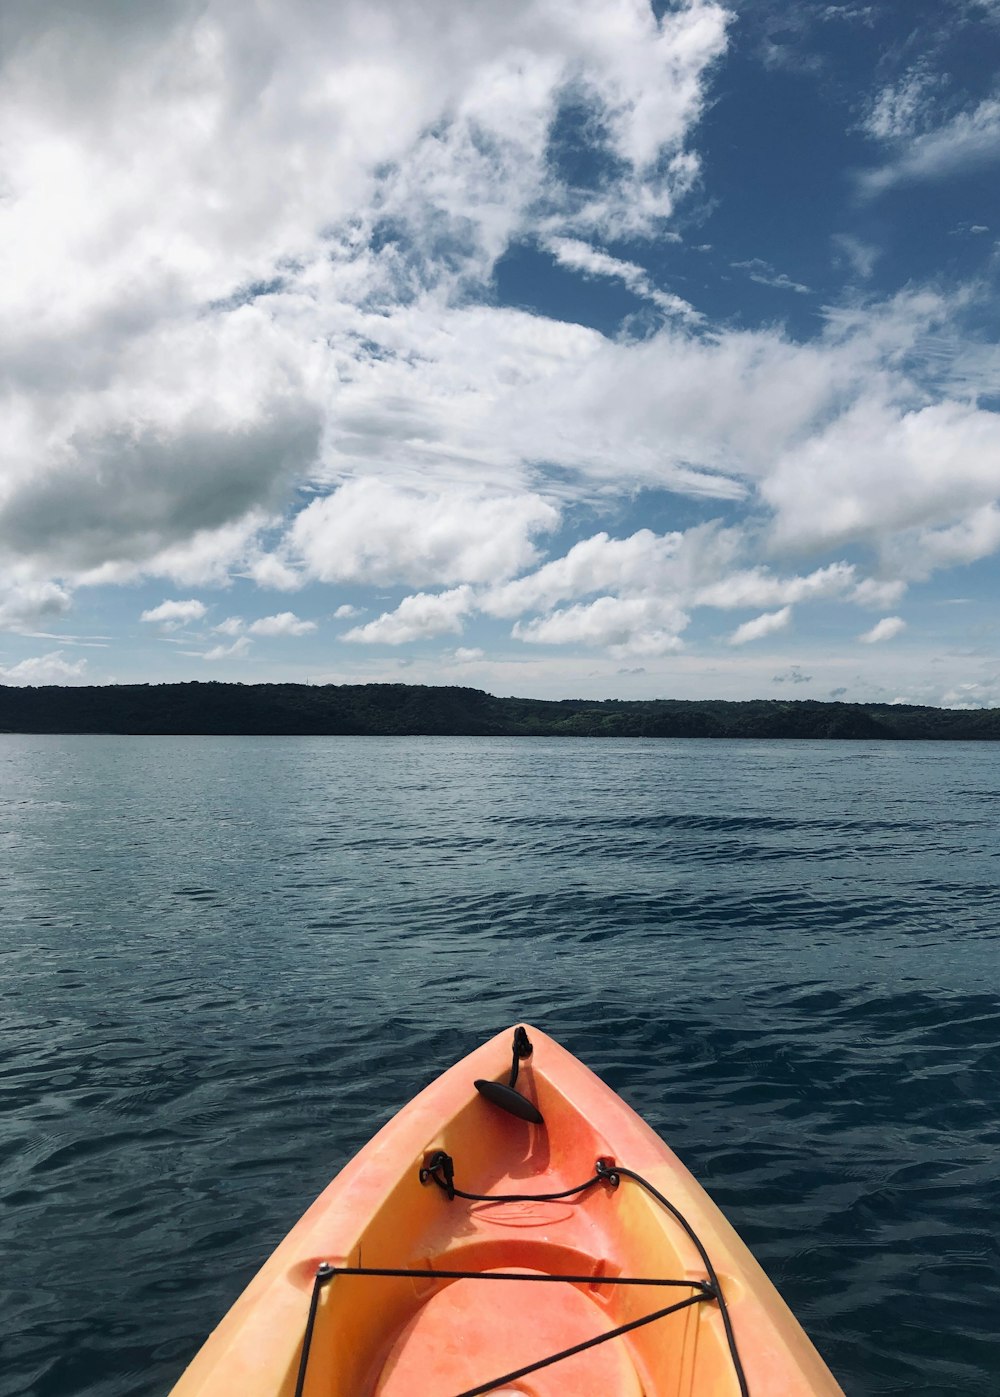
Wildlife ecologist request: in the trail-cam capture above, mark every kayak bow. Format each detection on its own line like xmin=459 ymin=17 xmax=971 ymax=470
xmin=172 ymin=1025 xmax=844 ymax=1396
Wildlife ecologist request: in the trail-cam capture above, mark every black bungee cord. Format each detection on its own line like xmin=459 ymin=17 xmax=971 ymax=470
xmin=294 ymin=1026 xmax=749 ymax=1397
xmin=295 ymin=1150 xmax=749 ymax=1397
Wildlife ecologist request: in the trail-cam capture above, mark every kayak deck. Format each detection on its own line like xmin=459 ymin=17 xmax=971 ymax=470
xmin=172 ymin=1025 xmax=844 ymax=1396
xmin=374 ymin=1265 xmax=650 ymax=1395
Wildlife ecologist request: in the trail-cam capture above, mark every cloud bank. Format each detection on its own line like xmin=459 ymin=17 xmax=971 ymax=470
xmin=1 ymin=0 xmax=998 ymax=703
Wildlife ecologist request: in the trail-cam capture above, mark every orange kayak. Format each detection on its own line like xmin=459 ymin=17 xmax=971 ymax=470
xmin=172 ymin=1025 xmax=844 ymax=1396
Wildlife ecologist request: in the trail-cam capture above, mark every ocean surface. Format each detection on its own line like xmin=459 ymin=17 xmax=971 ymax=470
xmin=1 ymin=734 xmax=998 ymax=1396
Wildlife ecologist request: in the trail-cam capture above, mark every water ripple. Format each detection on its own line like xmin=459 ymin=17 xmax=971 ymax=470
xmin=0 ymin=735 xmax=998 ymax=1396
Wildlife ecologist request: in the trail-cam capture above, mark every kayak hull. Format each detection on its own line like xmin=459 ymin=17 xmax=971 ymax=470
xmin=172 ymin=1025 xmax=844 ymax=1396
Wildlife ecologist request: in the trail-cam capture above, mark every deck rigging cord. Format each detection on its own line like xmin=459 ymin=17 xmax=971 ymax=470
xmin=294 ymin=1028 xmax=748 ymax=1396
xmin=294 ymin=1149 xmax=749 ymax=1397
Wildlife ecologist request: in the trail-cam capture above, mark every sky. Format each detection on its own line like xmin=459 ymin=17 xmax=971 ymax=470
xmin=2 ymin=0 xmax=999 ymax=704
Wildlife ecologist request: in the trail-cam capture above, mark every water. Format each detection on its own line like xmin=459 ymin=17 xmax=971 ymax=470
xmin=1 ymin=735 xmax=998 ymax=1396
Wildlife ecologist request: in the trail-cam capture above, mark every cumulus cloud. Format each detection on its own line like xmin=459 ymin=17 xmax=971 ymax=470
xmin=695 ymin=562 xmax=855 ymax=609
xmin=884 ymin=504 xmax=1000 ymax=578
xmin=763 ymin=397 xmax=1000 ymax=556
xmin=132 ymin=513 xmax=284 ymax=590
xmin=479 ymin=524 xmax=930 ymax=665
xmin=728 ymin=606 xmax=792 ymax=645
xmin=486 ymin=528 xmax=860 ymax=629
xmin=859 ymin=616 xmax=906 ymax=643
xmin=140 ymin=598 xmax=207 ymax=630
xmin=483 ymin=529 xmax=686 ymax=618
xmin=247 ymin=612 xmax=316 ymax=637
xmin=0 ymin=579 xmax=73 ymax=632
xmin=2 ymin=0 xmax=999 ymax=687
xmin=332 ymin=604 xmax=360 ymax=620
xmin=513 ymin=595 xmax=688 ymax=656
xmin=1 ymin=311 xmax=322 ymax=579
xmin=289 ymin=480 xmax=558 ymax=588
xmin=0 ymin=651 xmax=88 ymax=685
xmin=851 ymin=577 xmax=908 ymax=608
xmin=246 ymin=552 xmax=304 ymax=592
xmin=0 ymin=0 xmax=729 ymax=588
xmin=342 ymin=586 xmax=473 ymax=644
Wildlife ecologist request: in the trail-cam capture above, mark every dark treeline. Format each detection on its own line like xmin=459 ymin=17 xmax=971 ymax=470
xmin=1 ymin=682 xmax=999 ymax=739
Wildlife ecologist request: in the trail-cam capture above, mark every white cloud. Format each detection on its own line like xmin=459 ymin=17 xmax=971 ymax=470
xmin=0 ymin=650 xmax=88 ymax=685
xmin=728 ymin=606 xmax=792 ymax=645
xmin=860 ymin=97 xmax=1000 ymax=195
xmin=513 ymin=595 xmax=688 ymax=656
xmin=0 ymin=579 xmax=73 ymax=632
xmin=332 ymin=604 xmax=360 ymax=620
xmin=832 ymin=233 xmax=880 ymax=280
xmin=885 ymin=504 xmax=1000 ymax=578
xmin=695 ymin=562 xmax=855 ymax=609
xmin=2 ymin=0 xmax=998 ymax=688
xmin=213 ymin=616 xmax=246 ymax=636
xmin=452 ymin=647 xmax=485 ymax=662
xmin=290 ymin=480 xmax=559 ymax=588
xmin=201 ymin=636 xmax=252 ymax=661
xmin=2 ymin=305 xmax=323 ymax=581
xmin=247 ymin=611 xmax=316 ymax=637
xmin=859 ymin=616 xmax=906 ymax=643
xmin=246 ymin=552 xmax=304 ymax=592
xmin=486 ymin=529 xmax=859 ymax=628
xmin=483 ymin=529 xmax=686 ymax=617
xmin=545 ymin=237 xmax=700 ymax=319
xmin=139 ymin=598 xmax=207 ymax=630
xmin=851 ymin=576 xmax=908 ymax=609
xmin=131 ymin=512 xmax=282 ymax=590
xmin=0 ymin=0 xmax=730 ymax=593
xmin=313 ymin=301 xmax=871 ymax=506
xmin=825 ymin=9 xmax=876 ymax=34
xmin=342 ymin=586 xmax=473 ymax=644
xmin=941 ymin=679 xmax=1000 ymax=709
xmin=763 ymin=397 xmax=1000 ymax=557
xmin=571 ymin=0 xmax=731 ymax=170
xmin=731 ymin=258 xmax=810 ymax=294
xmin=862 ymin=70 xmax=940 ymax=142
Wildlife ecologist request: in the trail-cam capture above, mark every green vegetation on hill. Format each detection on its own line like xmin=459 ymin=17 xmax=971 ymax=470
xmin=1 ymin=682 xmax=999 ymax=739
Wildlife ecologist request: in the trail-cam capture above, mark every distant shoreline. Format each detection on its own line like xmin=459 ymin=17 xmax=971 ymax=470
xmin=2 ymin=681 xmax=999 ymax=740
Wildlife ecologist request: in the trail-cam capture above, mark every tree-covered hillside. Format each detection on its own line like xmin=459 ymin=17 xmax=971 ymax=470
xmin=1 ymin=682 xmax=999 ymax=739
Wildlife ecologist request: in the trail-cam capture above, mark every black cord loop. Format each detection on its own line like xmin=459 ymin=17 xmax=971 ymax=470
xmin=420 ymin=1149 xmax=610 ymax=1204
xmin=296 ymin=1152 xmax=749 ymax=1397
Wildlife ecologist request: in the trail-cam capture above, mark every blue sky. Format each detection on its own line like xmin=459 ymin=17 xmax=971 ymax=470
xmin=2 ymin=0 xmax=999 ymax=703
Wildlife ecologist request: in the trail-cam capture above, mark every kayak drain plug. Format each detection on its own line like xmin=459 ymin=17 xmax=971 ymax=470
xmin=474 ymin=1025 xmax=544 ymax=1124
